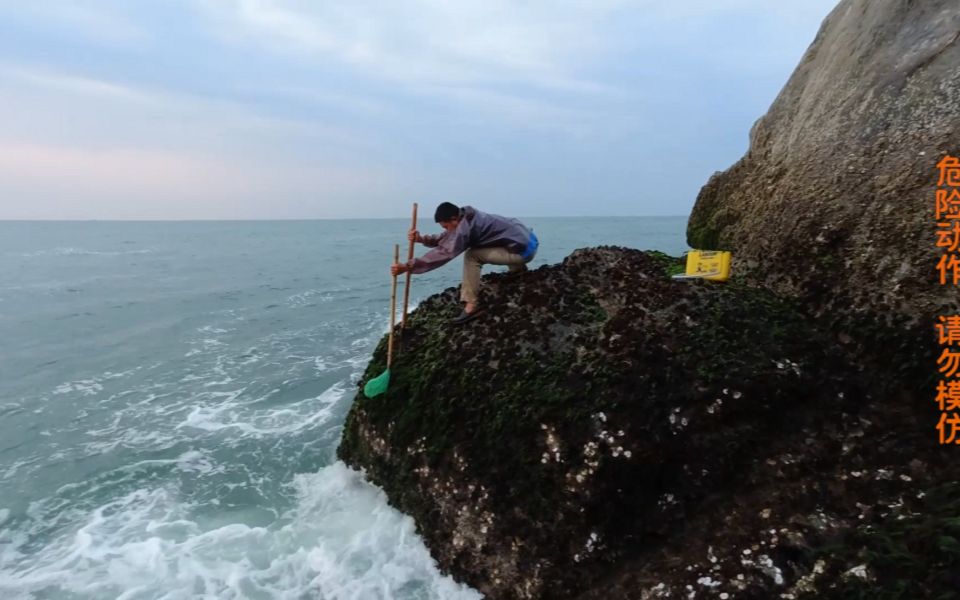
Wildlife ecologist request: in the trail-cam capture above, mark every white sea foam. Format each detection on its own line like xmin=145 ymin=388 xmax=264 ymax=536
xmin=1 ymin=252 xmax=479 ymax=598
xmin=287 ymin=289 xmax=335 ymax=308
xmin=0 ymin=463 xmax=481 ymax=599
xmin=2 ymin=456 xmax=44 ymax=481
xmin=52 ymin=380 xmax=104 ymax=396
xmin=236 ymin=348 xmax=264 ymax=366
xmin=178 ymin=383 xmax=345 ymax=439
xmin=51 ymin=370 xmax=137 ymax=398
xmin=82 ymin=427 xmax=181 ymax=455
xmin=198 ymin=325 xmax=230 ymax=334
xmin=175 ymin=450 xmax=222 ymax=475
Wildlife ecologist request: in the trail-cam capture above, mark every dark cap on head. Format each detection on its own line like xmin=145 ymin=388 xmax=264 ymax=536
xmin=434 ymin=202 xmax=461 ymax=223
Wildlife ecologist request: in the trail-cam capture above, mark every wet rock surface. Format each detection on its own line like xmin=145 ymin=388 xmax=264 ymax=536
xmin=688 ymin=0 xmax=960 ymax=393
xmin=339 ymin=1 xmax=960 ymax=596
xmin=338 ymin=247 xmax=955 ymax=599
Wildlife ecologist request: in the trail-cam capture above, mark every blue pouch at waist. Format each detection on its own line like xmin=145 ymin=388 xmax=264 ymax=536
xmin=520 ymin=231 xmax=538 ymax=260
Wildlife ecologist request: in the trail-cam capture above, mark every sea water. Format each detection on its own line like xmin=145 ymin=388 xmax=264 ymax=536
xmin=0 ymin=218 xmax=688 ymax=599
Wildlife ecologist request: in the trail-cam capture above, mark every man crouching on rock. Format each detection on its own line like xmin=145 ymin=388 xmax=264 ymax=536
xmin=391 ymin=202 xmax=538 ymax=325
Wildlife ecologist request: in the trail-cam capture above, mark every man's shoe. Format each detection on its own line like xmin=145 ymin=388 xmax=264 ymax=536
xmin=505 ymin=264 xmax=528 ymax=278
xmin=450 ymin=308 xmax=484 ymax=325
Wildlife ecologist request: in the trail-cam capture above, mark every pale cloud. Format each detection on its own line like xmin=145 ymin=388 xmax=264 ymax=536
xmin=3 ymin=2 xmax=148 ymax=46
xmin=0 ymin=139 xmax=418 ymax=219
xmin=252 ymin=84 xmax=393 ymax=116
xmin=3 ymin=64 xmax=159 ymax=105
xmin=0 ymin=141 xmax=232 ymax=195
xmin=188 ymin=0 xmax=635 ymax=138
xmin=0 ymin=64 xmax=381 ymax=157
xmin=0 ymin=0 xmax=842 ymax=218
xmin=193 ymin=0 xmax=628 ymax=92
xmin=418 ymin=85 xmax=601 ymax=138
xmin=193 ymin=0 xmax=835 ymax=90
xmin=642 ymin=0 xmax=835 ymax=20
xmin=0 ymin=64 xmax=410 ymax=219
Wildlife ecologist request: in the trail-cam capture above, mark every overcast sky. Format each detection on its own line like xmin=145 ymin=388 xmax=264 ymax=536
xmin=0 ymin=1 xmax=839 ymax=220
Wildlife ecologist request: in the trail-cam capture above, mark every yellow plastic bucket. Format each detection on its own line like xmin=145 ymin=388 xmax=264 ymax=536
xmin=681 ymin=250 xmax=731 ymax=281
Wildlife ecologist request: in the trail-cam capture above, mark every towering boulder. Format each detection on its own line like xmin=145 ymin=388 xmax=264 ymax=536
xmin=340 ymin=250 xmax=957 ymax=599
xmin=338 ymin=2 xmax=960 ymax=598
xmin=688 ymin=0 xmax=960 ymax=384
xmin=339 ymin=250 xmax=873 ymax=599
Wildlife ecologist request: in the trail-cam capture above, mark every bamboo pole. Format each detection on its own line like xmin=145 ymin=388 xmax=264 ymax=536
xmin=401 ymin=202 xmax=418 ymax=330
xmin=388 ymin=244 xmax=399 ymax=368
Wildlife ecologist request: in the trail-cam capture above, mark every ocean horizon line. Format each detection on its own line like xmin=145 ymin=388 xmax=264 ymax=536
xmin=0 ymin=215 xmax=690 ymax=223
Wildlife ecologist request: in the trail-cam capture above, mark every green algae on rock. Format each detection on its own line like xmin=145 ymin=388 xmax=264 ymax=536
xmin=337 ymin=0 xmax=960 ymax=596
xmin=688 ymin=0 xmax=959 ymax=394
xmin=338 ymin=246 xmax=875 ymax=599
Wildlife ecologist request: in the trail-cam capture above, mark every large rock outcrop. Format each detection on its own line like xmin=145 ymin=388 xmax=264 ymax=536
xmin=339 ymin=249 xmax=955 ymax=599
xmin=337 ymin=2 xmax=960 ymax=597
xmin=689 ymin=0 xmax=960 ymax=389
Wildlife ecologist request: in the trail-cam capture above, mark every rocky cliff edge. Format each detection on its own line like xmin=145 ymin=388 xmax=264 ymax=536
xmin=339 ymin=248 xmax=955 ymax=599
